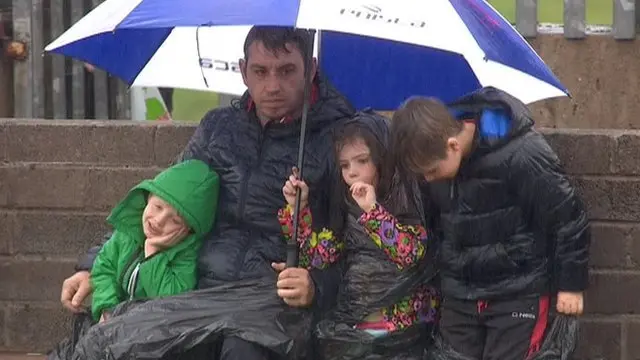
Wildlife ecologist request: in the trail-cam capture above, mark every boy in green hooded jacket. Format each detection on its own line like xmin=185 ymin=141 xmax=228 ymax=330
xmin=90 ymin=159 xmax=220 ymax=322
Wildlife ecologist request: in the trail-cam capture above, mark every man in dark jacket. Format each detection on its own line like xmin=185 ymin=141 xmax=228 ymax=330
xmin=390 ymin=87 xmax=590 ymax=360
xmin=59 ymin=26 xmax=375 ymax=360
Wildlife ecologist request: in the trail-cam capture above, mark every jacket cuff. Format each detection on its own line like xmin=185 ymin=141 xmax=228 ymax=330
xmin=556 ymin=265 xmax=589 ymax=292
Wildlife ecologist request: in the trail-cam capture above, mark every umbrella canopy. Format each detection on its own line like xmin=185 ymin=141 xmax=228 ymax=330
xmin=45 ymin=0 xmax=568 ymax=107
xmin=45 ymin=0 xmax=570 ymax=268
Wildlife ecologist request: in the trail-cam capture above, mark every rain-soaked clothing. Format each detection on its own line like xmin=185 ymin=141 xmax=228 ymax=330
xmin=427 ymin=313 xmax=579 ymax=360
xmin=279 ymin=113 xmax=439 ymax=359
xmin=76 ymin=74 xmax=354 ymax=312
xmin=48 ymin=160 xmax=220 ymax=360
xmin=423 ymin=87 xmax=590 ymax=359
xmin=91 ymin=159 xmax=220 ymax=321
xmin=439 ymin=295 xmax=550 ymax=360
xmin=62 ymin=74 xmax=395 ymax=360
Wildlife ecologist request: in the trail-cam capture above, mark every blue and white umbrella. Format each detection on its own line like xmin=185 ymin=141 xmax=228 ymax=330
xmin=45 ymin=0 xmax=570 ymax=267
xmin=45 ymin=0 xmax=569 ymax=109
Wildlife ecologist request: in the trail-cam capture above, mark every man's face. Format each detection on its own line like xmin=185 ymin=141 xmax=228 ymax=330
xmin=240 ymin=41 xmax=316 ymax=123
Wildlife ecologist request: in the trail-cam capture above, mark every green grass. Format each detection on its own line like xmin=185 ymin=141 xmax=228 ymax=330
xmin=488 ymin=0 xmax=613 ymax=25
xmin=171 ymin=89 xmax=219 ymax=122
xmin=172 ymin=1 xmax=614 ymax=122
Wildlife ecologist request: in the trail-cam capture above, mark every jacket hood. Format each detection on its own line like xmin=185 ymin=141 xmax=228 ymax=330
xmin=340 ymin=109 xmax=391 ymax=148
xmin=106 ymin=160 xmax=220 ymax=251
xmin=234 ymin=71 xmax=356 ymax=137
xmin=448 ymin=86 xmax=534 ymax=154
xmin=338 ymin=111 xmax=424 ymax=226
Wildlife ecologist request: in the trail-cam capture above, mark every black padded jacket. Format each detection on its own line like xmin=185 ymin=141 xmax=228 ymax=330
xmin=424 ymin=87 xmax=591 ymax=301
xmin=76 ymin=74 xmax=377 ymax=313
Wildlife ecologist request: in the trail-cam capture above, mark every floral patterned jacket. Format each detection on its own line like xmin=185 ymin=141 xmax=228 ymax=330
xmin=278 ymin=203 xmax=439 ymax=331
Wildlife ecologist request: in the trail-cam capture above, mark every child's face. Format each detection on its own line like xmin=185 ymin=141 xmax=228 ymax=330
xmin=338 ymin=138 xmax=378 ymax=188
xmin=142 ymin=195 xmax=188 ymax=239
xmin=420 ymin=137 xmax=463 ymax=182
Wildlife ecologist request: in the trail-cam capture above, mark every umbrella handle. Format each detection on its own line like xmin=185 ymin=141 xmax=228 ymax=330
xmin=286 ymin=28 xmax=317 ymax=269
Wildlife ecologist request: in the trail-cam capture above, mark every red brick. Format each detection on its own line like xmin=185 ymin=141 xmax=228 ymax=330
xmin=11 ymin=211 xmax=108 ymax=256
xmin=5 ymin=121 xmax=156 ymax=166
xmin=586 ymin=272 xmax=640 ymax=315
xmin=0 ymin=213 xmax=14 ymax=255
xmin=154 ymin=123 xmax=196 ymax=166
xmin=574 ymin=177 xmax=640 ymax=222
xmin=84 ymin=167 xmax=160 ymax=211
xmin=574 ymin=320 xmax=621 ymax=360
xmin=590 ymin=223 xmax=633 ymax=269
xmin=5 ymin=303 xmax=71 ymax=352
xmin=4 ymin=165 xmax=89 ymax=209
xmin=0 ymin=260 xmax=75 ymax=301
xmin=541 ymin=130 xmax=616 ymax=175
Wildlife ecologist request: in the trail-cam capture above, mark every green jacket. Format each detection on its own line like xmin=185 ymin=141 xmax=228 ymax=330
xmin=91 ymin=160 xmax=220 ymax=320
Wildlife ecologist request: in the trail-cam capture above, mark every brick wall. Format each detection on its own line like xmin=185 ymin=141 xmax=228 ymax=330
xmin=541 ymin=128 xmax=640 ymax=360
xmin=0 ymin=120 xmax=194 ymax=352
xmin=0 ymin=120 xmax=638 ymax=359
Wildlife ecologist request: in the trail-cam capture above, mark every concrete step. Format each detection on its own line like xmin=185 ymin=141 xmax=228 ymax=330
xmin=0 ymin=354 xmax=45 ymax=360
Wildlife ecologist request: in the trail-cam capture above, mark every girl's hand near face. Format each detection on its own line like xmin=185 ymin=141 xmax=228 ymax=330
xmin=350 ymin=181 xmax=377 ymax=212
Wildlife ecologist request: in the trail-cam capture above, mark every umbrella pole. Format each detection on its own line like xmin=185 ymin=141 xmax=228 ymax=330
xmin=286 ymin=29 xmax=317 ymax=269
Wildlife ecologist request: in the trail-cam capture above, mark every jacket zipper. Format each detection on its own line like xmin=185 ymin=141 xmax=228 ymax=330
xmin=236 ymin=122 xmax=266 ymax=223
xmin=449 ymin=178 xmax=458 ymax=201
xmin=124 ymin=247 xmax=165 ymax=299
xmin=119 ymin=247 xmax=143 ymax=289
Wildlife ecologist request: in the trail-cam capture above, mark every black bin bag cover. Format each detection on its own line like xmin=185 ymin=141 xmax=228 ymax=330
xmin=315 ymin=210 xmax=439 ymax=360
xmin=425 ymin=314 xmax=579 ymax=360
xmin=54 ymin=276 xmax=313 ymax=360
xmin=47 ymin=311 xmax=94 ymax=360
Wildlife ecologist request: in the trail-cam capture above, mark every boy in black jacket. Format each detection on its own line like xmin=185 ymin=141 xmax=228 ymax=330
xmin=390 ymin=87 xmax=590 ymax=360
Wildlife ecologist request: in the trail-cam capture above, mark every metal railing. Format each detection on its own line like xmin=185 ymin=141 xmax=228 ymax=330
xmin=2 ymin=0 xmax=130 ymax=119
xmin=515 ymin=0 xmax=638 ymax=39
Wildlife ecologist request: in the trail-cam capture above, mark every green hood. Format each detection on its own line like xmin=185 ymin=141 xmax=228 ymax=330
xmin=106 ymin=159 xmax=220 ymax=251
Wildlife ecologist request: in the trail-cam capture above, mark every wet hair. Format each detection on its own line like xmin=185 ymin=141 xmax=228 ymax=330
xmin=390 ymin=96 xmax=462 ymax=174
xmin=328 ymin=119 xmax=424 ymax=237
xmin=327 ymin=121 xmax=387 ymax=237
xmin=243 ymin=26 xmax=313 ymax=65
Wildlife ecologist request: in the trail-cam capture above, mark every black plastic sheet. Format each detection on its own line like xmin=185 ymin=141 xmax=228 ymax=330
xmin=314 ymin=201 xmax=439 ymax=360
xmin=53 ymin=276 xmax=311 ymax=360
xmin=47 ymin=312 xmax=94 ymax=360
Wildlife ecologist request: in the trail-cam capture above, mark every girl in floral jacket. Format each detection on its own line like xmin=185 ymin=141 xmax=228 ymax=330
xmin=278 ymin=112 xmax=439 ymax=359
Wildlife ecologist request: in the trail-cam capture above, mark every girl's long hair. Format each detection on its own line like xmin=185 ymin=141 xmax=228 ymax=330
xmin=328 ymin=117 xmax=424 ymax=238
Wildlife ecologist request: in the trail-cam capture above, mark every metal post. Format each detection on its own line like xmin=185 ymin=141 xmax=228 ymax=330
xmin=564 ymin=0 xmax=586 ymax=39
xmin=613 ymin=0 xmax=636 ymax=39
xmin=516 ymin=0 xmax=538 ymax=38
xmin=70 ymin=0 xmax=86 ymax=118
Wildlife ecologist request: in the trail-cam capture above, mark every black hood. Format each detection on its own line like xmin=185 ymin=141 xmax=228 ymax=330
xmin=448 ymin=86 xmax=534 ymax=154
xmin=339 ymin=108 xmax=391 ymax=148
xmin=338 ymin=111 xmax=425 ymax=227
